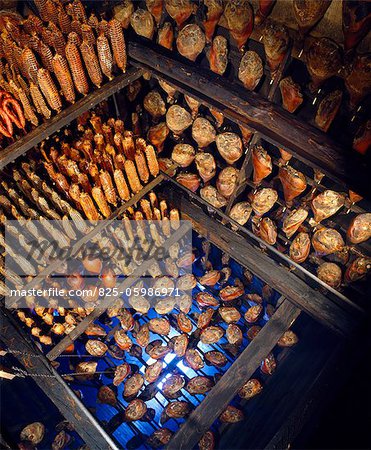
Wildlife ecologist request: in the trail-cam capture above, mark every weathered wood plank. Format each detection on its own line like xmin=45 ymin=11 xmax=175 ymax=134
xmin=175 ymin=192 xmax=360 ymax=336
xmin=225 ymin=133 xmax=258 ymax=214
xmin=274 ymin=324 xmax=367 ymax=450
xmin=167 ymin=299 xmax=301 ymax=450
xmin=0 ymin=67 xmax=143 ymax=170
xmin=218 ymin=315 xmax=341 ymax=450
xmin=128 ymin=40 xmax=369 ymax=197
xmin=226 ymin=45 xmax=292 ymax=214
xmin=0 ymin=308 xmax=120 ymax=450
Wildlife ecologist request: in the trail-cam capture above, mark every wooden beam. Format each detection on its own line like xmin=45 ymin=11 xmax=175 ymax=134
xmin=0 ymin=308 xmax=120 ymax=450
xmin=0 ymin=67 xmax=143 ymax=170
xmin=225 ymin=133 xmax=257 ymax=215
xmin=128 ymin=40 xmax=370 ymax=197
xmin=167 ymin=299 xmax=301 ymax=450
xmin=0 ymin=433 xmax=11 ymax=449
xmin=175 ymin=192 xmax=360 ymax=336
xmin=218 ymin=315 xmax=341 ymax=449
xmin=225 ymin=45 xmax=292 ymax=214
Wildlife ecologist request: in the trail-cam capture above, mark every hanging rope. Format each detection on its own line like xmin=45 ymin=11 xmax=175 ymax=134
xmin=1 ymin=348 xmax=115 ymax=379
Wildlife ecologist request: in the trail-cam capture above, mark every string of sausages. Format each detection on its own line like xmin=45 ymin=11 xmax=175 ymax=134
xmin=0 ymin=90 xmax=25 ymax=138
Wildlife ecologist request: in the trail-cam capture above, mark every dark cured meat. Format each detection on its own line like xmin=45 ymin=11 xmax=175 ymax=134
xmin=342 ymin=1 xmax=371 ymax=51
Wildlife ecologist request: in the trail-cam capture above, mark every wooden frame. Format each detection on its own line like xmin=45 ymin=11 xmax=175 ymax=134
xmin=0 ymin=67 xmax=143 ymax=170
xmin=1 ymin=212 xmax=301 ymax=450
xmin=127 ymin=39 xmax=369 ymax=197
xmin=1 ymin=182 xmax=361 ymax=450
xmin=0 ymin=19 xmax=367 ymax=450
xmin=167 ymin=298 xmax=301 ymax=450
xmin=1 ymin=295 xmax=300 ymax=450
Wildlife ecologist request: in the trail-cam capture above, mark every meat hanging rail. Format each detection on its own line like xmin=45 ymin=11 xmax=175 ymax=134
xmin=126 ymin=39 xmax=370 ymax=198
xmin=165 ymin=184 xmax=363 ymax=337
xmin=0 ymin=67 xmax=143 ymax=170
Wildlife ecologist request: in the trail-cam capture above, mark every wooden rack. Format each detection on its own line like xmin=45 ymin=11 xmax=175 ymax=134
xmin=1 ymin=187 xmax=362 ymax=450
xmin=173 ymin=190 xmax=362 ymax=336
xmin=0 ymin=286 xmax=300 ymax=450
xmin=167 ymin=298 xmax=301 ymax=450
xmin=0 ymin=307 xmax=121 ymax=450
xmin=0 ymin=67 xmax=143 ymax=170
xmin=1 ymin=179 xmax=366 ymax=450
xmin=127 ymin=39 xmax=370 ymax=198
xmin=0 ymin=22 xmax=369 ymax=450
xmin=0 ymin=42 xmax=369 ymax=196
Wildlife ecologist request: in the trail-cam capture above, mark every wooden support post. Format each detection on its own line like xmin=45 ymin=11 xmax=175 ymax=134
xmin=0 ymin=308 xmax=119 ymax=450
xmin=167 ymin=299 xmax=301 ymax=450
xmin=225 ymin=133 xmax=258 ymax=215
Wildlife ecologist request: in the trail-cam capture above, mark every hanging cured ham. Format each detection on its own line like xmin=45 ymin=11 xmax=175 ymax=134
xmin=278 ymin=165 xmax=307 ymax=205
xmin=305 ymin=38 xmax=342 ymax=92
xmin=311 ymin=190 xmax=345 ymax=223
xmin=176 ymin=24 xmax=206 ymax=61
xmin=165 ymin=0 xmax=193 ymax=28
xmin=262 ymin=21 xmax=290 ymax=75
xmin=255 ymin=0 xmax=277 ymax=26
xmin=279 ymin=77 xmax=303 ymax=113
xmin=238 ymin=51 xmax=263 ymax=91
xmin=293 ymin=0 xmax=331 ymax=36
xmin=342 ymin=1 xmax=371 ymax=52
xmin=314 ymin=90 xmax=342 ymax=132
xmin=352 ymin=120 xmax=371 ymax=155
xmin=347 ymin=213 xmax=371 ymax=244
xmin=223 ymin=0 xmax=254 ymax=50
xmin=209 ymin=36 xmax=228 ymax=75
xmin=202 ymin=0 xmax=223 ymax=43
xmin=344 ymin=54 xmax=371 ymax=108
xmin=251 ymin=145 xmax=272 ymax=184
